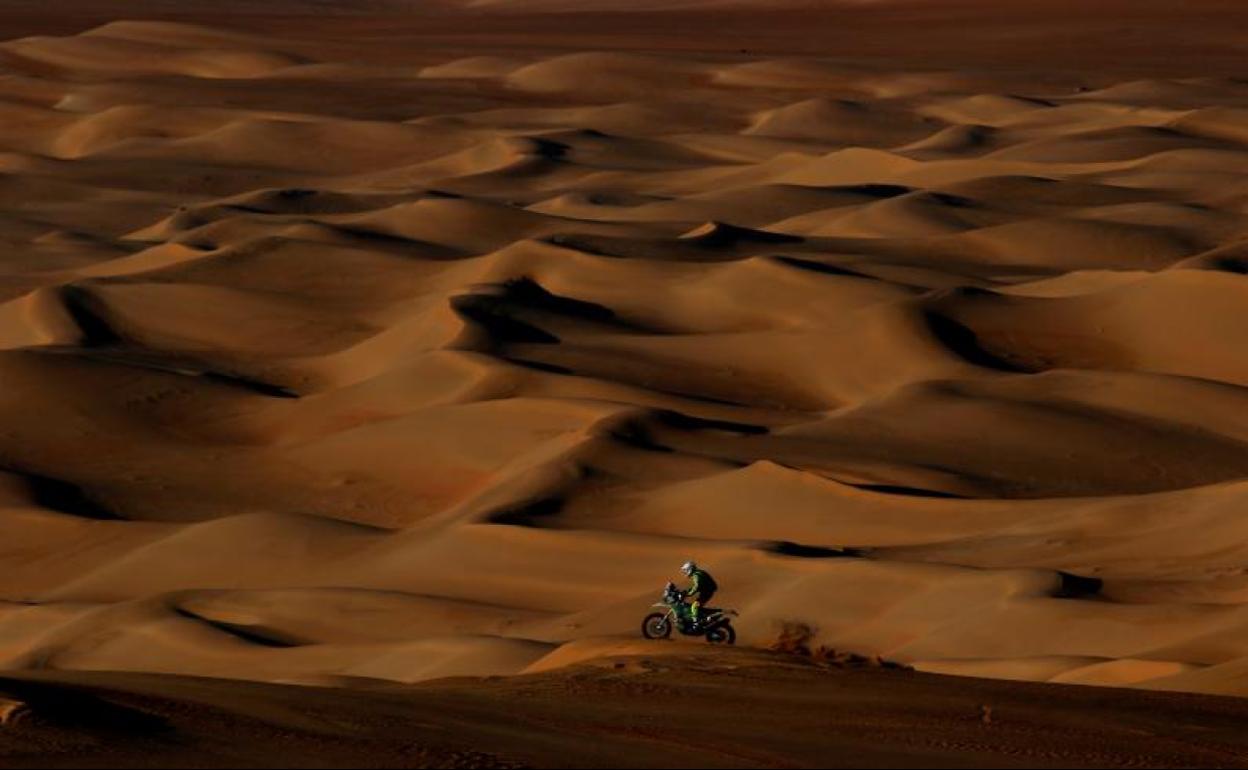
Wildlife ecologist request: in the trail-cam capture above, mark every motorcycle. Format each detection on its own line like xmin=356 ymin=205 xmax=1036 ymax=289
xmin=641 ymin=582 xmax=737 ymax=645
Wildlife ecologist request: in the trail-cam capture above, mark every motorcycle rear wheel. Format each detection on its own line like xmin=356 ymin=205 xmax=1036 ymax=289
xmin=705 ymin=622 xmax=736 ymax=645
xmin=642 ymin=613 xmax=672 ymax=640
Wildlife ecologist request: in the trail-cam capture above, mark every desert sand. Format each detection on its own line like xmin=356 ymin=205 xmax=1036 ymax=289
xmin=2 ymin=0 xmax=1248 ymax=763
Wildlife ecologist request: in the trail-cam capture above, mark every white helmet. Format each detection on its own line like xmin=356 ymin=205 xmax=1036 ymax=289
xmin=681 ymin=561 xmax=697 ymax=576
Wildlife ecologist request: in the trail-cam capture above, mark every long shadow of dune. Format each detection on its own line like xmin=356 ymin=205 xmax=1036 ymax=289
xmin=452 ymin=275 xmax=654 ymax=346
xmin=30 ymin=346 xmax=301 ymax=400
xmin=542 ymin=232 xmax=794 ymax=263
xmin=654 ymin=410 xmax=769 ymax=436
xmin=451 ymin=294 xmax=561 ymax=344
xmin=1053 ymin=571 xmax=1104 ymax=599
xmin=844 ymin=481 xmax=967 ymax=499
xmin=487 ymin=496 xmax=565 ymax=526
xmin=772 ymin=255 xmax=873 ymax=279
xmin=924 ymin=310 xmax=1033 ymax=373
xmin=321 ymin=224 xmax=467 ymax=260
xmin=41 ymin=284 xmax=301 ymax=398
xmin=498 ymin=277 xmax=618 ymax=323
xmin=0 ymin=679 xmax=171 ymax=736
xmin=765 ymin=542 xmax=868 ymax=559
xmin=604 ymin=409 xmax=770 ymax=455
xmin=198 ymin=371 xmax=300 ymax=399
xmin=12 ymin=470 xmax=123 ymax=520
xmin=172 ymin=607 xmax=307 ymax=649
xmin=59 ymin=285 xmax=121 ymax=348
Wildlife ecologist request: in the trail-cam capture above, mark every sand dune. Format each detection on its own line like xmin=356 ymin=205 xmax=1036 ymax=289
xmin=0 ymin=2 xmax=1247 ymax=724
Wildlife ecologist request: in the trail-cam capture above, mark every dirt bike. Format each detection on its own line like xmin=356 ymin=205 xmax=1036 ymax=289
xmin=641 ymin=582 xmax=737 ymax=645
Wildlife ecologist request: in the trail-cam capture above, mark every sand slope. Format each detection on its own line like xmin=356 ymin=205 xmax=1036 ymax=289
xmin=1 ymin=3 xmax=1248 ymax=704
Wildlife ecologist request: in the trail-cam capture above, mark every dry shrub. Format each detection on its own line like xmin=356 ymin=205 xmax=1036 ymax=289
xmin=769 ymin=621 xmax=912 ymax=670
xmin=769 ymin=621 xmax=817 ymax=656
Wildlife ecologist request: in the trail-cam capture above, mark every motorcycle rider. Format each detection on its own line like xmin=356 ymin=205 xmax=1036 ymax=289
xmin=679 ymin=561 xmax=718 ymax=629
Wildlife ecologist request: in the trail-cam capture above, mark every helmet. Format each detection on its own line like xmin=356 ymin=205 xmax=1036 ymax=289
xmin=681 ymin=561 xmax=697 ymax=576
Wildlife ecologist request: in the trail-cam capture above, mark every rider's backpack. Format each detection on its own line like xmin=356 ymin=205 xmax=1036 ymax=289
xmin=699 ymin=570 xmax=719 ymax=597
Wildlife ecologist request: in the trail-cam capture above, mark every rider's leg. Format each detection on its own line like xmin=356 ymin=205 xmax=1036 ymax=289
xmin=694 ymin=590 xmax=714 ymax=626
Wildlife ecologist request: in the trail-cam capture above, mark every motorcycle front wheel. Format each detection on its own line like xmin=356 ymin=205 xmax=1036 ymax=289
xmin=705 ymin=622 xmax=736 ymax=645
xmin=642 ymin=612 xmax=672 ymax=640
